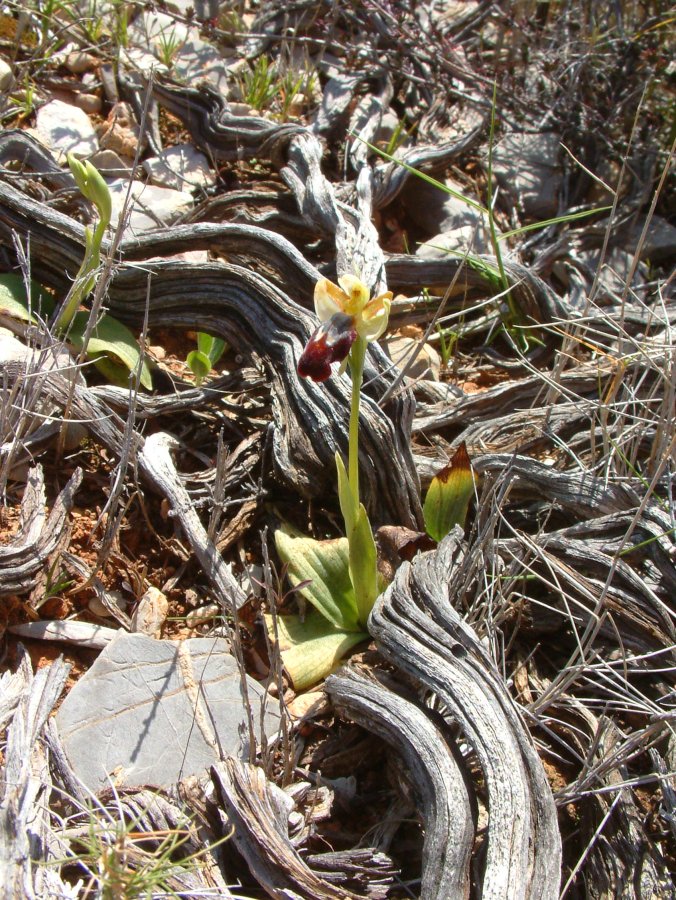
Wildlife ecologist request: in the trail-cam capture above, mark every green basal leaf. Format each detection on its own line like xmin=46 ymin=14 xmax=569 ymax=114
xmin=423 ymin=442 xmax=474 ymax=542
xmin=347 ymin=503 xmax=379 ymax=626
xmin=196 ymin=332 xmax=227 ymax=366
xmin=68 ymin=311 xmax=152 ymax=390
xmin=0 ymin=274 xmax=54 ymax=324
xmin=265 ymin=610 xmax=367 ymax=691
xmin=335 ymin=451 xmax=355 ymax=535
xmin=187 ymin=349 xmax=212 ymax=385
xmin=275 ymin=529 xmax=360 ymax=632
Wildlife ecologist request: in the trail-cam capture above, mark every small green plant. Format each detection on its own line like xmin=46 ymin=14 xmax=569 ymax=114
xmin=242 ymin=55 xmax=279 ymax=111
xmin=50 ymin=796 xmax=233 ymax=898
xmin=436 ymin=322 xmax=458 ymax=369
xmin=269 ymin=275 xmax=391 ymax=689
xmin=0 ymin=156 xmax=151 ymax=389
xmin=111 ymin=0 xmax=128 ymax=49
xmin=187 ymin=332 xmax=227 ymax=384
xmin=384 ymin=117 xmax=413 ymax=156
xmin=2 ymin=76 xmax=37 ymax=124
xmin=271 ymin=275 xmax=480 ymax=690
xmin=155 ymin=27 xmax=185 ymax=68
xmin=276 ymin=65 xmax=316 ymax=120
xmin=423 ymin=443 xmax=475 ymax=543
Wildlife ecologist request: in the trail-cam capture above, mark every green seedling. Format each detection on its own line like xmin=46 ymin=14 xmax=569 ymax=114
xmin=187 ymin=332 xmax=227 ymax=384
xmin=0 ymin=156 xmax=151 ymax=389
xmin=155 ymin=27 xmax=185 ymax=68
xmin=242 ymin=55 xmax=279 ymax=111
xmin=436 ymin=322 xmax=458 ymax=369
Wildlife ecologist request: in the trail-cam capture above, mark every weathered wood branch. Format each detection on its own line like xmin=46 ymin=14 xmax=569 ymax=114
xmin=326 ymin=667 xmax=474 ymax=899
xmin=0 ymin=465 xmax=82 ymax=597
xmin=368 ymin=529 xmax=562 ymax=899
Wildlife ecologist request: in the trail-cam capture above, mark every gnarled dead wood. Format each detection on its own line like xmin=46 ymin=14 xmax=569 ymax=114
xmin=368 ymin=529 xmax=562 ymax=899
xmin=0 ymin=178 xmax=422 ymax=527
xmin=0 ymin=646 xmax=70 ymax=900
xmin=326 ymin=667 xmax=474 ymax=899
xmin=138 ymin=432 xmax=247 ymax=610
xmin=0 ymin=465 xmax=82 ymax=597
xmin=212 ymin=757 xmax=373 ymax=899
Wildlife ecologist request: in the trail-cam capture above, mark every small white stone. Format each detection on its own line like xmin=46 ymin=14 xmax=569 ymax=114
xmin=143 ymin=143 xmax=215 ymax=191
xmin=186 ymin=603 xmax=221 ymax=627
xmin=131 ymin=586 xmax=168 ymax=638
xmin=72 ymin=93 xmax=102 ymax=115
xmin=90 ymin=149 xmax=133 ymax=175
xmin=89 ymin=590 xmax=128 ymax=618
xmin=35 ymin=99 xmax=98 ymax=162
xmin=65 ymin=50 xmax=98 ymax=74
xmin=106 ymin=178 xmax=194 ymax=236
xmin=0 ymin=58 xmax=14 ymax=92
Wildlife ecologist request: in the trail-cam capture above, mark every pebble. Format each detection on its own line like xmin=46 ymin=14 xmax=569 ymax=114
xmin=65 ymin=50 xmax=98 ymax=74
xmin=90 ymin=149 xmax=133 ymax=176
xmin=34 ymin=99 xmax=98 ymax=162
xmin=143 ymin=143 xmax=215 ymax=191
xmin=106 ymin=179 xmax=194 ymax=235
xmin=88 ymin=590 xmax=128 ymax=619
xmin=384 ymin=334 xmax=442 ymax=381
xmin=130 ymin=586 xmax=168 ymax=638
xmin=0 ymin=58 xmax=14 ymax=92
xmin=72 ymin=92 xmax=102 ymax=115
xmin=186 ymin=603 xmax=221 ymax=627
xmin=97 ymin=102 xmax=146 ymax=158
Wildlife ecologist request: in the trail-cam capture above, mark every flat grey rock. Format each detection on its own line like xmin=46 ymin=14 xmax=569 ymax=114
xmin=106 ymin=178 xmax=193 ymax=236
xmin=0 ymin=57 xmax=13 ymax=92
xmin=401 ymin=177 xmax=483 ymax=237
xmin=56 ymin=633 xmax=279 ymax=791
xmin=34 ymin=99 xmax=98 ymax=162
xmin=143 ymin=143 xmax=215 ymax=190
xmin=125 ymin=10 xmax=229 ymax=92
xmin=492 ymin=131 xmax=562 ymax=219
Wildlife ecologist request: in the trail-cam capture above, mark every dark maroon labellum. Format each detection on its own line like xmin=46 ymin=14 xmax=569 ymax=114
xmin=298 ymin=312 xmax=357 ymax=382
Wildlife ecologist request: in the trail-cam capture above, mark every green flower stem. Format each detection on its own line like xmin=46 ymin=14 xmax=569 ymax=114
xmin=348 ymin=335 xmax=366 ymax=512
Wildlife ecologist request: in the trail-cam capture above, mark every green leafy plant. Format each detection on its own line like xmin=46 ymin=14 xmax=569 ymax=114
xmin=436 ymin=322 xmax=458 ymax=369
xmin=269 ymin=275 xmax=392 ymax=690
xmin=47 ymin=795 xmax=233 ymax=898
xmin=0 ymin=156 xmax=151 ymax=389
xmin=186 ymin=332 xmax=227 ymax=385
xmin=155 ymin=26 xmax=185 ymax=69
xmin=270 ymin=276 xmax=480 ymax=690
xmin=242 ymin=55 xmax=279 ymax=111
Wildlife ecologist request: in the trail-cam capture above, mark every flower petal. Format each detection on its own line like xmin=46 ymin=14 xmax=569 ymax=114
xmin=298 ymin=313 xmax=357 ymax=382
xmin=337 ymin=275 xmax=369 ymax=316
xmin=314 ymin=278 xmax=347 ymax=323
xmin=359 ymin=291 xmax=392 ymax=341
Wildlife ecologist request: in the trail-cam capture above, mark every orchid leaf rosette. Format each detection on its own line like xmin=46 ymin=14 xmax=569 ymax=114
xmin=270 ymin=275 xmax=392 ymax=691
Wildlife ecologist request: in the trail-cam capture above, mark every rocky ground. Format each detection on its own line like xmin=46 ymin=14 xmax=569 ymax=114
xmin=0 ymin=1 xmax=675 ymax=897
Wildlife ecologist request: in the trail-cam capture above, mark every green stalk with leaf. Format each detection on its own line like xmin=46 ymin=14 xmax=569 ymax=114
xmin=271 ymin=275 xmax=474 ymax=690
xmin=0 ymin=154 xmax=151 ymax=389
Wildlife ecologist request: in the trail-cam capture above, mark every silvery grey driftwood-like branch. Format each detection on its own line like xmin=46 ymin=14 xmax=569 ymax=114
xmin=368 ymin=529 xmax=562 ymax=899
xmin=326 ymin=668 xmax=474 ymax=899
xmin=0 ymin=465 xmax=82 ymax=597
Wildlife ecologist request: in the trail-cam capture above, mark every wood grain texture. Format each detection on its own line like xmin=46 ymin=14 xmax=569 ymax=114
xmin=368 ymin=529 xmax=562 ymax=899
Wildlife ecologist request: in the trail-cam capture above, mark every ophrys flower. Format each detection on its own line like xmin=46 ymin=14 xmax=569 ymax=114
xmin=298 ymin=275 xmax=392 ymax=381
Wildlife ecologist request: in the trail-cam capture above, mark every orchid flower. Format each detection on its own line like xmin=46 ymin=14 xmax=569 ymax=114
xmin=296 ymin=274 xmax=392 ymax=627
xmin=298 ymin=276 xmax=392 ymax=382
